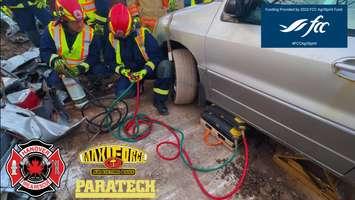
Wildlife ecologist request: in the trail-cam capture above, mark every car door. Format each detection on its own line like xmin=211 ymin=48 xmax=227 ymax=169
xmin=205 ymin=0 xmax=355 ymax=177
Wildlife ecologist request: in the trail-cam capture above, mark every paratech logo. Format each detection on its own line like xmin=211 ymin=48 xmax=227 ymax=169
xmin=5 ymin=140 xmax=65 ymax=197
xmin=75 ymin=179 xmax=156 ymax=198
xmin=280 ymin=15 xmax=330 ymax=37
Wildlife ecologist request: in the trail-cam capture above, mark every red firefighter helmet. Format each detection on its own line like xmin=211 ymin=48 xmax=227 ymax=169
xmin=55 ymin=0 xmax=84 ymax=22
xmin=108 ymin=3 xmax=132 ymax=38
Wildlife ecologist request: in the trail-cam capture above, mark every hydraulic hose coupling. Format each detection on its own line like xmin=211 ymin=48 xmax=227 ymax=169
xmin=232 ymin=116 xmax=246 ymax=145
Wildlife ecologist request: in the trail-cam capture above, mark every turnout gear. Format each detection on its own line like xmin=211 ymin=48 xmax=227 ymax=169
xmin=47 ymin=21 xmax=94 ymax=69
xmin=127 ymin=0 xmax=164 ymax=32
xmin=106 ymin=3 xmax=171 ymax=115
xmin=78 ymin=0 xmax=107 ymax=24
xmin=153 ymin=101 xmax=169 ymax=115
xmin=40 ymin=0 xmax=104 ymax=90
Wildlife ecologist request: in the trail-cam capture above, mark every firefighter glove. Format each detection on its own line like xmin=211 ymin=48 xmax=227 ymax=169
xmin=67 ymin=64 xmax=89 ymax=77
xmin=131 ymin=69 xmax=147 ymax=81
xmin=33 ymin=0 xmax=47 ymax=9
xmin=115 ymin=65 xmax=131 ymax=79
xmin=52 ymin=57 xmax=66 ymax=74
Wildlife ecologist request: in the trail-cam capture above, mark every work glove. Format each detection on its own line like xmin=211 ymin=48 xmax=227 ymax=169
xmin=93 ymin=23 xmax=104 ymax=35
xmin=51 ymin=57 xmax=66 ymax=74
xmin=1 ymin=5 xmax=13 ymax=17
xmin=115 ymin=65 xmax=132 ymax=78
xmin=33 ymin=0 xmax=47 ymax=9
xmin=131 ymin=69 xmax=147 ymax=82
xmin=67 ymin=64 xmax=89 ymax=77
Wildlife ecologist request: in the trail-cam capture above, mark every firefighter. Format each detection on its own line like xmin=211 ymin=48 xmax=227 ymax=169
xmin=40 ymin=0 xmax=110 ymax=90
xmin=78 ymin=0 xmax=110 ymax=36
xmin=105 ymin=3 xmax=172 ymax=115
xmin=127 ymin=0 xmax=166 ymax=32
xmin=0 ymin=0 xmax=52 ymax=46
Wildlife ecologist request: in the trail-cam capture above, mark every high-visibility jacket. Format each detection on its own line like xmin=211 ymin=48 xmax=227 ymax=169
xmin=127 ymin=0 xmax=167 ymax=32
xmin=47 ymin=21 xmax=94 ymax=68
xmin=78 ymin=0 xmax=107 ymax=23
xmin=105 ymin=27 xmax=162 ymax=77
xmin=108 ymin=27 xmax=156 ymax=74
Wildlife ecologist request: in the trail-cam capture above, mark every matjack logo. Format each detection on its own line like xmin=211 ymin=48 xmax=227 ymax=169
xmin=5 ymin=140 xmax=65 ymax=197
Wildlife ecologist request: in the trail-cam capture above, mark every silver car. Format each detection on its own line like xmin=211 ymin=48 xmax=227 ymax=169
xmin=156 ymin=0 xmax=355 ymax=185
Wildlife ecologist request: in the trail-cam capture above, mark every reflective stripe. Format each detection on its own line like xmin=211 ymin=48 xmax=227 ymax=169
xmin=52 ymin=24 xmax=61 ymax=52
xmin=82 ymin=3 xmax=96 ymax=12
xmin=109 ymin=33 xmax=123 ymax=66
xmin=83 ymin=25 xmax=91 ymax=57
xmin=141 ymin=16 xmax=157 ymax=31
xmin=153 ymin=88 xmax=169 ymax=95
xmin=95 ymin=13 xmax=107 ymax=23
xmin=8 ymin=3 xmax=24 ymax=9
xmin=79 ymin=0 xmax=96 ymax=12
xmin=66 ymin=60 xmax=82 ymax=66
xmin=48 ymin=22 xmax=93 ymax=68
xmin=135 ymin=28 xmax=149 ymax=61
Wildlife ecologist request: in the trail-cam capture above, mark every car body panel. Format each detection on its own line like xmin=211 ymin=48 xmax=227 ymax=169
xmin=157 ymin=3 xmax=221 ymax=66
xmin=156 ymin=0 xmax=355 ymax=183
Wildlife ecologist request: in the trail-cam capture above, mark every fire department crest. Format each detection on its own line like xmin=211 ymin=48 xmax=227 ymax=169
xmin=5 ymin=140 xmax=65 ymax=197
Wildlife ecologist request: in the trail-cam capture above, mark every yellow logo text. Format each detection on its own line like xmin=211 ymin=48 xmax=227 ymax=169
xmin=75 ymin=179 xmax=156 ymax=198
xmin=79 ymin=145 xmax=147 ymax=164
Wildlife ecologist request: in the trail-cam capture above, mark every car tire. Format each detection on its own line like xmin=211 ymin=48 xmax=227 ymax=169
xmin=172 ymin=49 xmax=198 ymax=104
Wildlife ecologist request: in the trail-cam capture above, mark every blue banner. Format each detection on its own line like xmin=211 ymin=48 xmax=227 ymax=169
xmin=261 ymin=5 xmax=347 ymax=48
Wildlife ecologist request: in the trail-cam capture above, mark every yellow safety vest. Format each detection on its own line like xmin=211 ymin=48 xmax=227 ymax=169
xmin=78 ymin=0 xmax=106 ymax=23
xmin=48 ymin=21 xmax=94 ymax=68
xmin=109 ymin=27 xmax=151 ymax=66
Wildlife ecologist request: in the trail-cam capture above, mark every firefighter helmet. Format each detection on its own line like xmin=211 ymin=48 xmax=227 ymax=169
xmin=55 ymin=0 xmax=84 ymax=22
xmin=108 ymin=3 xmax=132 ymax=38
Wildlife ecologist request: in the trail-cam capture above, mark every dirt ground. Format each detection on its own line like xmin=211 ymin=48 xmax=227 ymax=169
xmin=48 ymin=90 xmax=313 ymax=200
xmin=1 ymin=28 xmax=320 ymax=200
xmin=0 ymin=22 xmax=32 ymax=60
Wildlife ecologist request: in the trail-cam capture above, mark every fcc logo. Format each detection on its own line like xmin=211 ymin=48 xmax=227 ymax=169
xmin=262 ymin=5 xmax=347 ymax=48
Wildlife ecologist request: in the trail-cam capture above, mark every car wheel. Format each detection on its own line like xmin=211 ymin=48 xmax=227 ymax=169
xmin=172 ymin=49 xmax=198 ymax=104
